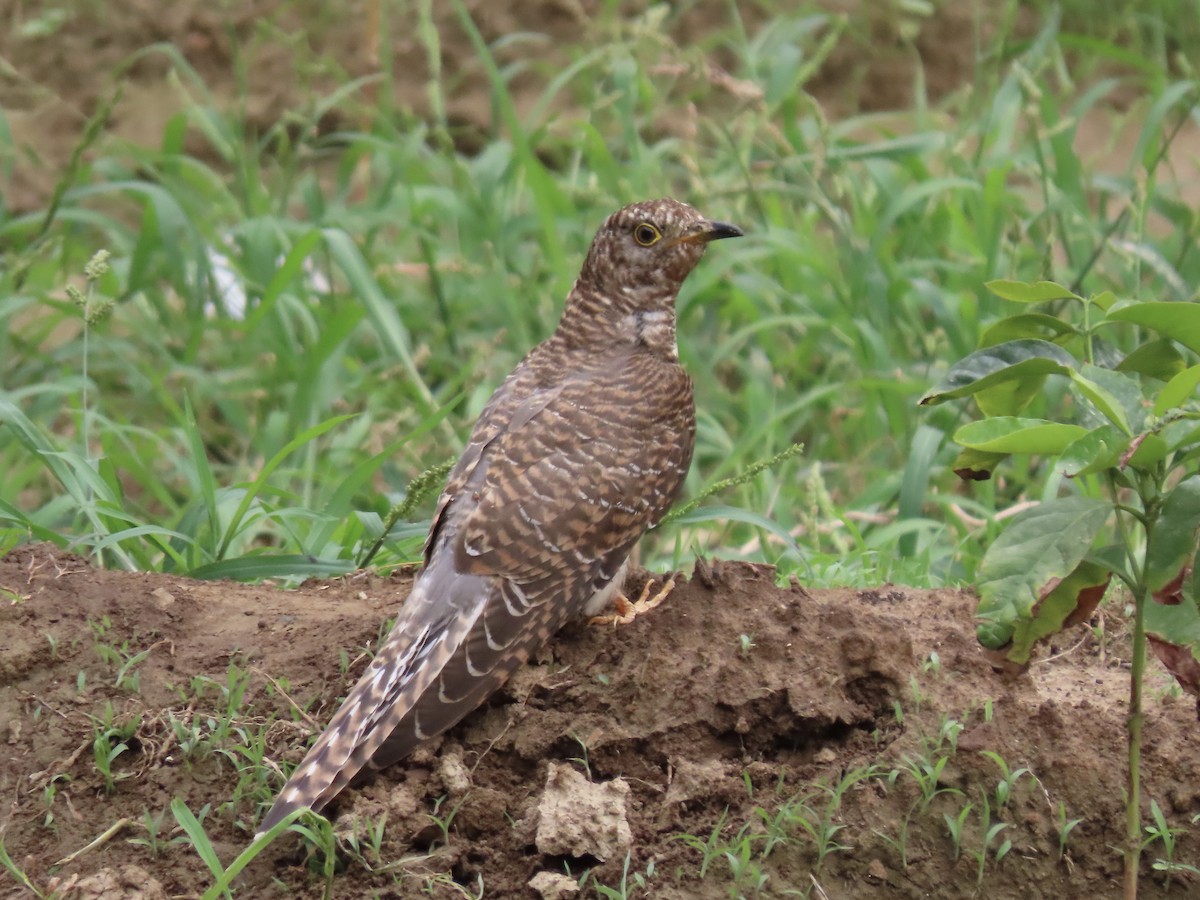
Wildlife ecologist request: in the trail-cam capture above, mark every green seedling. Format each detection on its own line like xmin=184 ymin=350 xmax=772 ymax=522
xmin=1056 ymin=800 xmax=1083 ymax=862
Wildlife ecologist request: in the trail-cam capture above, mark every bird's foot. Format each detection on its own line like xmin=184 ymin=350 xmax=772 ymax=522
xmin=588 ymin=576 xmax=676 ymax=627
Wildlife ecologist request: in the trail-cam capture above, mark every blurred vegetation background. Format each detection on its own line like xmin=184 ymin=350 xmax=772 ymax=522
xmin=1 ymin=0 xmax=1197 ymax=585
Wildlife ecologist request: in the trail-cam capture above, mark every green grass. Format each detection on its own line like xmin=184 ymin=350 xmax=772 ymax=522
xmin=2 ymin=3 xmax=1195 ymax=591
xmin=0 ymin=1 xmax=1198 ymax=896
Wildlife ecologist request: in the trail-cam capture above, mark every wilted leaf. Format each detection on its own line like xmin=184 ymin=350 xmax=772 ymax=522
xmin=1147 ymin=636 xmax=1200 ymax=701
xmin=952 ymin=447 xmax=1007 ymax=481
xmin=954 ymin=417 xmax=1088 ymax=454
xmin=920 ymin=340 xmax=1076 ymax=406
xmin=984 ymin=561 xmax=1111 ymax=668
xmin=975 ymin=497 xmax=1111 ymax=660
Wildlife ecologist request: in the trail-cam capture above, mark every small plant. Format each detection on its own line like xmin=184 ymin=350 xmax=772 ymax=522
xmin=874 ymin=752 xmax=963 ymax=870
xmin=89 ymin=705 xmax=140 ymax=794
xmin=339 ymin=812 xmax=389 ymax=872
xmin=427 ymin=793 xmax=466 ymax=848
xmin=39 ymin=774 xmax=70 ymax=831
xmin=943 ymin=802 xmax=974 ymax=860
xmin=978 ymin=750 xmax=1031 ymax=811
xmin=962 ymin=795 xmax=1010 ymax=888
xmin=1143 ymin=799 xmax=1199 ymax=884
xmin=922 ymin=276 xmax=1200 ymax=899
xmin=1055 ymin=801 xmax=1083 ymax=862
xmin=738 ymin=633 xmax=756 ymax=659
xmin=127 ymin=808 xmax=187 ymax=857
xmin=568 ymin=731 xmax=593 ymax=781
xmin=721 ymin=824 xmax=770 ymax=898
xmin=673 ymin=809 xmax=730 ymax=878
xmin=0 ymin=837 xmax=45 ymax=899
xmin=589 ymin=853 xmax=656 ymax=899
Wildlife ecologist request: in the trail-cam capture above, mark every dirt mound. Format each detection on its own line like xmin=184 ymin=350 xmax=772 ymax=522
xmin=1 ymin=543 xmax=1196 ymax=897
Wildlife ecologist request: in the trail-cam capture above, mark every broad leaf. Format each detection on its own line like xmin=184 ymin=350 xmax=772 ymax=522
xmin=1106 ymin=300 xmax=1200 ymax=356
xmin=1153 ymin=364 xmax=1200 ymax=416
xmin=1146 ymin=476 xmax=1200 ymax=594
xmin=985 ymin=280 xmax=1081 ymax=303
xmin=1119 ymin=338 xmax=1186 ymax=381
xmin=975 ymin=497 xmax=1111 ymax=658
xmin=921 ymin=340 xmax=1077 ymax=406
xmin=1146 ymin=633 xmax=1200 ymax=701
xmin=979 ymin=313 xmax=1077 ymax=347
xmin=994 ymin=561 xmax=1112 ymax=667
xmin=1059 ymin=425 xmax=1127 ymax=477
xmin=1069 ymin=364 xmax=1142 ymax=435
xmin=1122 ymin=432 xmax=1170 ymax=469
xmin=975 ymin=376 xmax=1046 ymax=417
xmin=954 ymin=417 xmax=1087 ymax=454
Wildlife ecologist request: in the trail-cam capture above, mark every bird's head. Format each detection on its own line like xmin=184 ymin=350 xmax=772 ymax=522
xmin=577 ymin=198 xmax=743 ymax=306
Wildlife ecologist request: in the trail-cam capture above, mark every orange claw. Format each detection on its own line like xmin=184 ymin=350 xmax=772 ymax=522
xmin=588 ymin=576 xmax=676 ymax=627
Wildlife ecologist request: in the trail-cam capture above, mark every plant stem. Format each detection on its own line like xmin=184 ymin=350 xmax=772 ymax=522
xmin=1124 ymin=579 xmax=1147 ymax=900
xmin=1123 ymin=485 xmax=1162 ymax=900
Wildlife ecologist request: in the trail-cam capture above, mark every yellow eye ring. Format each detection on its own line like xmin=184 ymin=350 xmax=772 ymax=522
xmin=633 ymin=222 xmax=661 ymax=246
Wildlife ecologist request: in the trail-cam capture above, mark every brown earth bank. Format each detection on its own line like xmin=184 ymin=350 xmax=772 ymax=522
xmin=1 ymin=542 xmax=1198 ymax=898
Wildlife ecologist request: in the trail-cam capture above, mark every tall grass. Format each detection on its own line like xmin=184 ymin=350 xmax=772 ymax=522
xmin=0 ymin=2 xmax=1194 ymax=591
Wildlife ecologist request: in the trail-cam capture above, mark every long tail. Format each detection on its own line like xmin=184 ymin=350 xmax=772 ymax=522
xmin=256 ymin=560 xmax=492 ymax=835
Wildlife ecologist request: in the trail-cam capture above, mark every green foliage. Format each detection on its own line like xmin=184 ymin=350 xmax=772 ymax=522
xmin=923 ymin=274 xmax=1200 ymax=896
xmin=2 ymin=4 xmax=1199 ymax=893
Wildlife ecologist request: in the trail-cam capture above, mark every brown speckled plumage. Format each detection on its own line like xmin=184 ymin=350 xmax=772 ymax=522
xmin=258 ymin=198 xmax=742 ymax=835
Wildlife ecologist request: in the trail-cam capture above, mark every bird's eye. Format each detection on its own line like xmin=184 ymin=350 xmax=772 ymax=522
xmin=633 ymin=222 xmax=661 ymax=246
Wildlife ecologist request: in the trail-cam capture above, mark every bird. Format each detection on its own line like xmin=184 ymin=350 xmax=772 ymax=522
xmin=257 ymin=198 xmax=742 ymax=835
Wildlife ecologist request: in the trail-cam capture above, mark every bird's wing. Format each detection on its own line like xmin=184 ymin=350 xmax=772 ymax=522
xmin=257 ymin=354 xmax=692 ymax=834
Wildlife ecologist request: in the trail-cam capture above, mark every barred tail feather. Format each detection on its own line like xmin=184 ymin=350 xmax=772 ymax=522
xmin=256 ymin=558 xmax=491 ymax=836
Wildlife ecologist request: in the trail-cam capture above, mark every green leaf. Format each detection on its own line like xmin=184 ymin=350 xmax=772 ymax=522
xmin=171 ymin=798 xmax=225 ymax=883
xmin=669 ymin=504 xmax=802 ymax=559
xmin=322 ymin=228 xmax=437 ymax=412
xmin=1153 ymin=364 xmax=1200 ymax=416
xmin=980 ymin=313 xmax=1077 ymax=348
xmin=1059 ymin=425 xmax=1128 ymax=477
xmin=1125 ymin=433 xmax=1170 ymax=469
xmin=985 ymin=280 xmax=1081 ymax=303
xmin=1106 ymin=301 xmax=1200 ymax=355
xmin=975 ymin=497 xmax=1111 ymax=658
xmin=1118 ymin=338 xmax=1186 ymax=381
xmin=920 ymin=340 xmax=1077 ymax=406
xmin=976 ymin=375 xmax=1045 ymax=417
xmin=954 ymin=418 xmax=1088 ymax=454
xmin=214 ymin=415 xmax=355 ymax=560
xmin=1069 ymin=364 xmax=1141 ymax=435
xmin=1146 ymin=476 xmax=1200 ymax=594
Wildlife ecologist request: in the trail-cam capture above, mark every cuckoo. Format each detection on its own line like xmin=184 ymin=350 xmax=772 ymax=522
xmin=258 ymin=198 xmax=742 ymax=835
